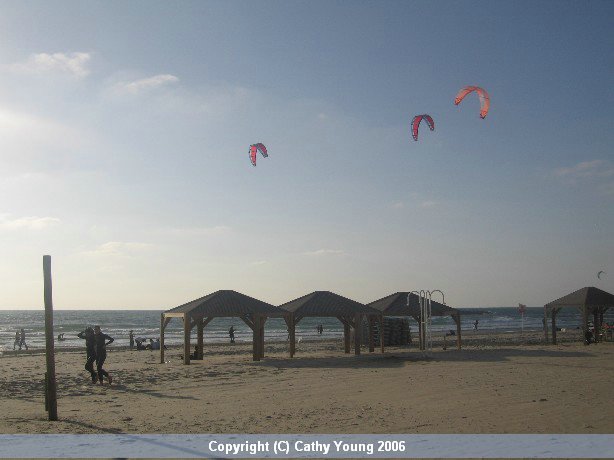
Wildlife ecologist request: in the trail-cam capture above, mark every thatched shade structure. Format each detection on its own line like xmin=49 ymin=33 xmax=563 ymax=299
xmin=279 ymin=291 xmax=384 ymax=356
xmin=368 ymin=292 xmax=462 ymax=349
xmin=161 ymin=290 xmax=289 ymax=364
xmin=544 ymin=287 xmax=614 ymax=344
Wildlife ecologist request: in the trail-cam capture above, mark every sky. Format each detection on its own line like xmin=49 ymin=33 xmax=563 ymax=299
xmin=0 ymin=0 xmax=612 ymax=309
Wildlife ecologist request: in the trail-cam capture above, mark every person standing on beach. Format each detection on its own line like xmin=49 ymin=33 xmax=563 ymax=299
xmin=18 ymin=329 xmax=28 ymax=350
xmin=474 ymin=320 xmax=479 ymax=330
xmin=129 ymin=330 xmax=134 ymax=350
xmin=13 ymin=331 xmax=20 ymax=350
xmin=93 ymin=326 xmax=114 ymax=384
xmin=229 ymin=326 xmax=235 ymax=343
xmin=77 ymin=327 xmax=98 ymax=383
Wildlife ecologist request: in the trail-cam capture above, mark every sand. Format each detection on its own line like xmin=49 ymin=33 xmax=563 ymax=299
xmin=1 ymin=331 xmax=613 ymax=435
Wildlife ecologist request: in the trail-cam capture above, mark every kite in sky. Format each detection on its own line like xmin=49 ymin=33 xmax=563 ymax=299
xmin=454 ymin=86 xmax=490 ymax=119
xmin=597 ymin=270 xmax=606 ymax=279
xmin=411 ymin=114 xmax=435 ymax=141
xmin=249 ymin=143 xmax=268 ymax=166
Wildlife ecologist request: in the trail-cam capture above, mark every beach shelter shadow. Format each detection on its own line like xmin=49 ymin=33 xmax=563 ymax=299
xmin=161 ymin=290 xmax=290 ymax=364
xmin=279 ymin=291 xmax=385 ymax=357
xmin=368 ymin=292 xmax=463 ymax=350
xmin=544 ymin=286 xmax=614 ymax=345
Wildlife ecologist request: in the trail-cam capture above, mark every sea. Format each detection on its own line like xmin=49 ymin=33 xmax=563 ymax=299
xmin=1 ymin=307 xmax=612 ymax=352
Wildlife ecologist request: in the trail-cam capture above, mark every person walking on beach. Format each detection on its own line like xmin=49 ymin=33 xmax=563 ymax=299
xmin=13 ymin=331 xmax=20 ymax=350
xmin=229 ymin=326 xmax=235 ymax=343
xmin=93 ymin=326 xmax=114 ymax=384
xmin=473 ymin=320 xmax=479 ymax=330
xmin=77 ymin=327 xmax=98 ymax=383
xmin=18 ymin=329 xmax=28 ymax=350
xmin=129 ymin=330 xmax=134 ymax=350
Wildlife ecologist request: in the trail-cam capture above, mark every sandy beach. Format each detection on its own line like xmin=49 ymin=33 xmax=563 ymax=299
xmin=1 ymin=331 xmax=613 ymax=435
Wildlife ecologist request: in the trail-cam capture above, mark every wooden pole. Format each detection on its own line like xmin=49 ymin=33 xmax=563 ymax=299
xmin=160 ymin=314 xmax=165 ymax=364
xmin=197 ymin=318 xmax=204 ymax=360
xmin=593 ymin=310 xmax=600 ymax=343
xmin=551 ymin=308 xmax=557 ymax=345
xmin=183 ymin=314 xmax=191 ymax=365
xmin=379 ymin=315 xmax=385 ymax=353
xmin=43 ymin=255 xmax=58 ymax=421
xmin=354 ymin=313 xmax=361 ymax=356
xmin=260 ymin=317 xmax=266 ymax=358
xmin=252 ymin=316 xmax=261 ymax=361
xmin=289 ymin=316 xmax=295 ymax=358
xmin=368 ymin=317 xmax=375 ymax=353
xmin=418 ymin=317 xmax=423 ymax=351
xmin=544 ymin=306 xmax=548 ymax=344
xmin=343 ymin=321 xmax=351 ymax=354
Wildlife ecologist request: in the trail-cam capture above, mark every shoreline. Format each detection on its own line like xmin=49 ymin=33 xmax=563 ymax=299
xmin=0 ymin=328 xmax=587 ymax=357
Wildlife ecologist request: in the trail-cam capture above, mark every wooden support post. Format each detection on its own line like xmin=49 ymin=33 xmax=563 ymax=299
xmin=252 ymin=316 xmax=261 ymax=361
xmin=197 ymin=318 xmax=204 ymax=360
xmin=582 ymin=306 xmax=589 ymax=344
xmin=551 ymin=308 xmax=557 ymax=345
xmin=379 ymin=315 xmax=385 ymax=353
xmin=183 ymin=314 xmax=191 ymax=365
xmin=354 ymin=313 xmax=362 ymax=356
xmin=160 ymin=314 xmax=165 ymax=364
xmin=260 ymin=318 xmax=266 ymax=358
xmin=289 ymin=316 xmax=295 ymax=358
xmin=544 ymin=305 xmax=549 ymax=345
xmin=593 ymin=310 xmax=600 ymax=343
xmin=368 ymin=317 xmax=375 ymax=353
xmin=343 ymin=321 xmax=351 ymax=354
xmin=418 ymin=318 xmax=423 ymax=351
xmin=43 ymin=255 xmax=58 ymax=421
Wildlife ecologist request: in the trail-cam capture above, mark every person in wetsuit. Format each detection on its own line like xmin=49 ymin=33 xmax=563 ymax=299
xmin=93 ymin=326 xmax=114 ymax=384
xmin=77 ymin=327 xmax=98 ymax=383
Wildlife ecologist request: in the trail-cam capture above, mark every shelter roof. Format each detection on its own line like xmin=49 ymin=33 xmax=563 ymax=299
xmin=279 ymin=291 xmax=380 ymax=318
xmin=164 ymin=290 xmax=287 ymax=318
xmin=368 ymin=292 xmax=459 ymax=317
xmin=545 ymin=287 xmax=614 ymax=311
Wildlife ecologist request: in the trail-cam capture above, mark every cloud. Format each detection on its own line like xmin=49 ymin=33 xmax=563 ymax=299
xmin=0 ymin=215 xmax=61 ymax=230
xmin=554 ymin=160 xmax=614 ymax=194
xmin=302 ymin=249 xmax=346 ymax=257
xmin=9 ymin=52 xmax=91 ymax=78
xmin=420 ymin=200 xmax=437 ymax=208
xmin=391 ymin=201 xmax=405 ymax=209
xmin=81 ymin=241 xmax=154 ymax=257
xmin=163 ymin=225 xmax=231 ymax=237
xmin=112 ymin=74 xmax=179 ymax=94
xmin=554 ymin=160 xmax=614 ymax=181
xmin=249 ymin=260 xmax=268 ymax=266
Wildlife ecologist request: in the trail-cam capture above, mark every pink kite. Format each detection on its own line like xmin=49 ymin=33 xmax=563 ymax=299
xmin=411 ymin=114 xmax=435 ymax=141
xmin=249 ymin=143 xmax=268 ymax=166
xmin=454 ymin=86 xmax=490 ymax=119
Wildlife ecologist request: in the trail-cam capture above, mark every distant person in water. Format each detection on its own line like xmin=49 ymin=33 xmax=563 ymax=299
xmin=473 ymin=320 xmax=479 ymax=330
xmin=93 ymin=326 xmax=114 ymax=384
xmin=229 ymin=326 xmax=235 ymax=343
xmin=13 ymin=331 xmax=20 ymax=350
xmin=317 ymin=324 xmax=323 ymax=335
xmin=77 ymin=327 xmax=98 ymax=383
xmin=129 ymin=330 xmax=134 ymax=350
xmin=57 ymin=333 xmax=65 ymax=341
xmin=18 ymin=329 xmax=28 ymax=350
